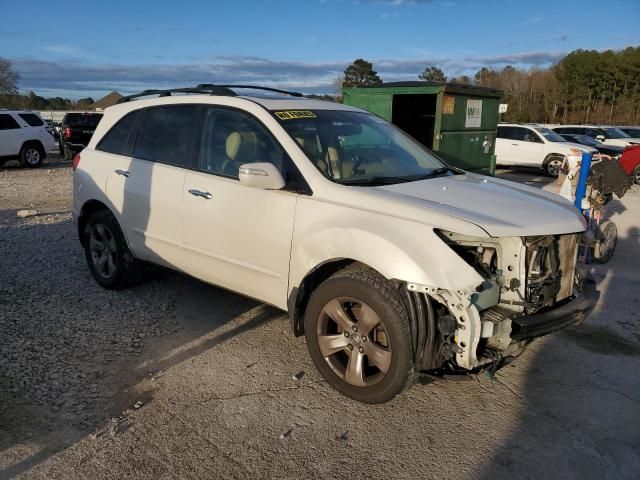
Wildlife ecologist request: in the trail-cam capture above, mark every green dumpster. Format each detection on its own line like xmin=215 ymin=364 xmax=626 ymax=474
xmin=342 ymin=81 xmax=503 ymax=175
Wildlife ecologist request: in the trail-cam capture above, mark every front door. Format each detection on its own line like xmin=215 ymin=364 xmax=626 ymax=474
xmin=509 ymin=127 xmax=545 ymax=166
xmin=181 ymin=106 xmax=298 ymax=308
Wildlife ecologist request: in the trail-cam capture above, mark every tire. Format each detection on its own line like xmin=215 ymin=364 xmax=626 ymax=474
xmin=632 ymin=164 xmax=640 ymax=185
xmin=594 ymin=220 xmax=617 ymax=264
xmin=543 ymin=154 xmax=564 ymax=177
xmin=304 ymin=268 xmax=414 ymax=403
xmin=83 ymin=209 xmax=143 ymax=289
xmin=19 ymin=143 xmax=44 ymax=168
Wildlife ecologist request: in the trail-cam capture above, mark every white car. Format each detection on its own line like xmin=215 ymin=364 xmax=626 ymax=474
xmin=0 ymin=110 xmax=56 ymax=168
xmin=495 ymin=123 xmax=596 ymax=177
xmin=73 ymin=86 xmax=598 ymax=403
xmin=552 ymin=125 xmax=640 ymax=147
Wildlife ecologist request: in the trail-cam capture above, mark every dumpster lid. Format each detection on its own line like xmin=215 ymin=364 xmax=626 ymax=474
xmin=348 ymin=81 xmax=502 ymax=97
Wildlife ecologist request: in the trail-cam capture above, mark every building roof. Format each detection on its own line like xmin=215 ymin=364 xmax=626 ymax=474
xmin=90 ymin=91 xmax=123 ymax=110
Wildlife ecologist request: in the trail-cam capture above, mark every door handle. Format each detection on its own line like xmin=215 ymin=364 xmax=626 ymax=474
xmin=189 ymin=189 xmax=212 ymax=199
xmin=115 ymin=169 xmax=130 ymax=177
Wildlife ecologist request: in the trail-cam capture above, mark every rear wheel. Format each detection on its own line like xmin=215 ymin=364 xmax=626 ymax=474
xmin=304 ymin=268 xmax=414 ymax=403
xmin=632 ymin=164 xmax=640 ymax=185
xmin=83 ymin=209 xmax=143 ymax=289
xmin=594 ymin=220 xmax=617 ymax=264
xmin=19 ymin=143 xmax=44 ymax=168
xmin=544 ymin=154 xmax=564 ymax=177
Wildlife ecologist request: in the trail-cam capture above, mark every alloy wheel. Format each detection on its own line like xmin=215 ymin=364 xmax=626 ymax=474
xmin=547 ymin=159 xmax=562 ymax=177
xmin=25 ymin=148 xmax=41 ymax=165
xmin=89 ymin=224 xmax=118 ymax=279
xmin=316 ymin=297 xmax=392 ymax=387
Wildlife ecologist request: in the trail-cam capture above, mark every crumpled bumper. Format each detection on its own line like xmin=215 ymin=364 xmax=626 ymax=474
xmin=510 ymin=275 xmax=599 ymax=341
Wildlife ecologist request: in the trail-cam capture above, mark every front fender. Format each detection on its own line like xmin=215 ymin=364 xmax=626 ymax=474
xmin=289 ymin=198 xmax=484 ymax=295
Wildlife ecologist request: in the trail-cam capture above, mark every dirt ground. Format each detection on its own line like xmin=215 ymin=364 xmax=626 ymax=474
xmin=1 ymin=155 xmax=639 ymax=479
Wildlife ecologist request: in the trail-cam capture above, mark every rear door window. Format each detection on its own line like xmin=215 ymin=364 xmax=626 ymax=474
xmin=18 ymin=113 xmax=44 ymax=127
xmin=96 ymin=111 xmax=141 ymax=155
xmin=0 ymin=114 xmax=21 ymax=130
xmin=133 ymin=105 xmax=200 ymax=167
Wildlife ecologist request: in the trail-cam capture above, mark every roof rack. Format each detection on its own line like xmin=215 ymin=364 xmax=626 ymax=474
xmin=117 ymin=86 xmax=237 ymax=104
xmin=196 ymin=84 xmax=303 ymax=97
xmin=117 ymin=84 xmax=304 ymax=104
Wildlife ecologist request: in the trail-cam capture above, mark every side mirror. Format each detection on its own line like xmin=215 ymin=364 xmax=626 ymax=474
xmin=239 ymin=163 xmax=285 ymax=190
xmin=596 ymin=135 xmax=606 ymax=142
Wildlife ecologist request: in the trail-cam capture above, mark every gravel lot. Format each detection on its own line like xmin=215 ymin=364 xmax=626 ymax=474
xmin=1 ymin=156 xmax=639 ymax=479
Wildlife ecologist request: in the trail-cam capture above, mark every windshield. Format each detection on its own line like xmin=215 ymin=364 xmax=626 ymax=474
xmin=273 ymin=110 xmax=449 ymax=185
xmin=567 ymin=134 xmax=599 ymax=146
xmin=602 ymin=127 xmax=630 ymax=139
xmin=535 ymin=127 xmax=566 ymax=143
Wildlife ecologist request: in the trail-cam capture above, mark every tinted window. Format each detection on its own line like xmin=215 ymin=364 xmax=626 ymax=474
xmin=134 ymin=105 xmax=199 ymax=167
xmin=200 ymin=107 xmax=286 ymax=178
xmin=18 ymin=113 xmax=44 ymax=127
xmin=97 ymin=111 xmax=140 ymax=155
xmin=510 ymin=127 xmax=529 ymax=141
xmin=497 ymin=126 xmax=516 ymax=139
xmin=521 ymin=128 xmax=542 ymax=143
xmin=0 ymin=114 xmax=20 ymax=130
xmin=62 ymin=113 xmax=103 ymax=127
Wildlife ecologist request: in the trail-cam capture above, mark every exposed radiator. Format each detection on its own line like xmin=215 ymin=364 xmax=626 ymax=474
xmin=555 ymin=234 xmax=579 ymax=302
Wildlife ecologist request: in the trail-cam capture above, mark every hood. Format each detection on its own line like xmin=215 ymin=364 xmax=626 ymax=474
xmin=605 ymin=138 xmax=640 ymax=147
xmin=374 ymin=173 xmax=586 ymax=237
xmin=560 ymin=141 xmax=598 ymax=153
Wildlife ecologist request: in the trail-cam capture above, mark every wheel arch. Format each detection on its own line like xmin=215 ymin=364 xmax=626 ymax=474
xmin=77 ymin=199 xmax=112 ymax=247
xmin=20 ymin=140 xmax=46 ymax=158
xmin=287 ymin=258 xmax=385 ymax=337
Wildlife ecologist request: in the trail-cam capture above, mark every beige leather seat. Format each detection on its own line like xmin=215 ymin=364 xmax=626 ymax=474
xmin=222 ymin=131 xmax=258 ymax=176
xmin=295 ymin=137 xmax=354 ymax=179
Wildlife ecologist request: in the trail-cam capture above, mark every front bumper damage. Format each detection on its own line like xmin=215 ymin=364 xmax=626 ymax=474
xmin=403 ymin=232 xmax=600 ymax=373
xmin=510 ymin=274 xmax=599 ymax=341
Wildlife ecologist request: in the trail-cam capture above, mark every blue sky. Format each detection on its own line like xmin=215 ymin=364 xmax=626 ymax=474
xmin=1 ymin=0 xmax=638 ymax=99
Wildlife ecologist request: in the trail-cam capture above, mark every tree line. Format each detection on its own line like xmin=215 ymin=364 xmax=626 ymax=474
xmin=340 ymin=47 xmax=640 ymax=125
xmin=3 ymin=47 xmax=640 ymax=124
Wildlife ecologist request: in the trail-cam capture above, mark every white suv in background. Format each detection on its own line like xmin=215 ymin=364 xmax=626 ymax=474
xmin=73 ymin=85 xmax=598 ymax=403
xmin=495 ymin=123 xmax=596 ymax=176
xmin=0 ymin=110 xmax=56 ymax=168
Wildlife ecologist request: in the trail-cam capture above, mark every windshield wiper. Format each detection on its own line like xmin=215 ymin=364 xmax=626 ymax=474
xmin=339 ymin=176 xmax=416 ymax=186
xmin=339 ymin=168 xmax=455 ymax=186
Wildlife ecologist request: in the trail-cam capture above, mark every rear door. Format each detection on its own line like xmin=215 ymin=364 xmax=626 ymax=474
xmin=181 ymin=106 xmax=298 ymax=308
xmin=110 ymin=105 xmax=200 ymax=268
xmin=509 ymin=127 xmax=545 ymax=166
xmin=0 ymin=114 xmax=23 ymax=156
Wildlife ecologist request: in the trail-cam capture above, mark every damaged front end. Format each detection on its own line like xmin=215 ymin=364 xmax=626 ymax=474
xmin=403 ymin=230 xmax=599 ymax=372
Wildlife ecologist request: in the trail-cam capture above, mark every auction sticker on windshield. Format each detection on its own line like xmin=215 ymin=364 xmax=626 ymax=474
xmin=275 ymin=110 xmax=317 ymax=120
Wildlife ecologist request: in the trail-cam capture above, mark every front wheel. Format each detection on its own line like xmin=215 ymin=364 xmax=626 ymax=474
xmin=304 ymin=269 xmax=414 ymax=403
xmin=544 ymin=155 xmax=564 ymax=177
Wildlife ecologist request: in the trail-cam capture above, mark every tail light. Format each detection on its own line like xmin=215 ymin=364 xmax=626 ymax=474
xmin=72 ymin=153 xmax=81 ymax=171
xmin=64 ymin=127 xmax=72 ymax=139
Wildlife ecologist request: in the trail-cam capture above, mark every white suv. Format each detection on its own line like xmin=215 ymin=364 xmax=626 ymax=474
xmin=0 ymin=110 xmax=56 ymax=168
xmin=73 ymin=86 xmax=598 ymax=403
xmin=495 ymin=123 xmax=596 ymax=177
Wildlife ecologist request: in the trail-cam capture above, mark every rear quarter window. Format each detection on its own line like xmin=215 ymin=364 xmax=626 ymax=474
xmin=96 ymin=111 xmax=141 ymax=155
xmin=18 ymin=113 xmax=44 ymax=127
xmin=0 ymin=114 xmax=21 ymax=130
